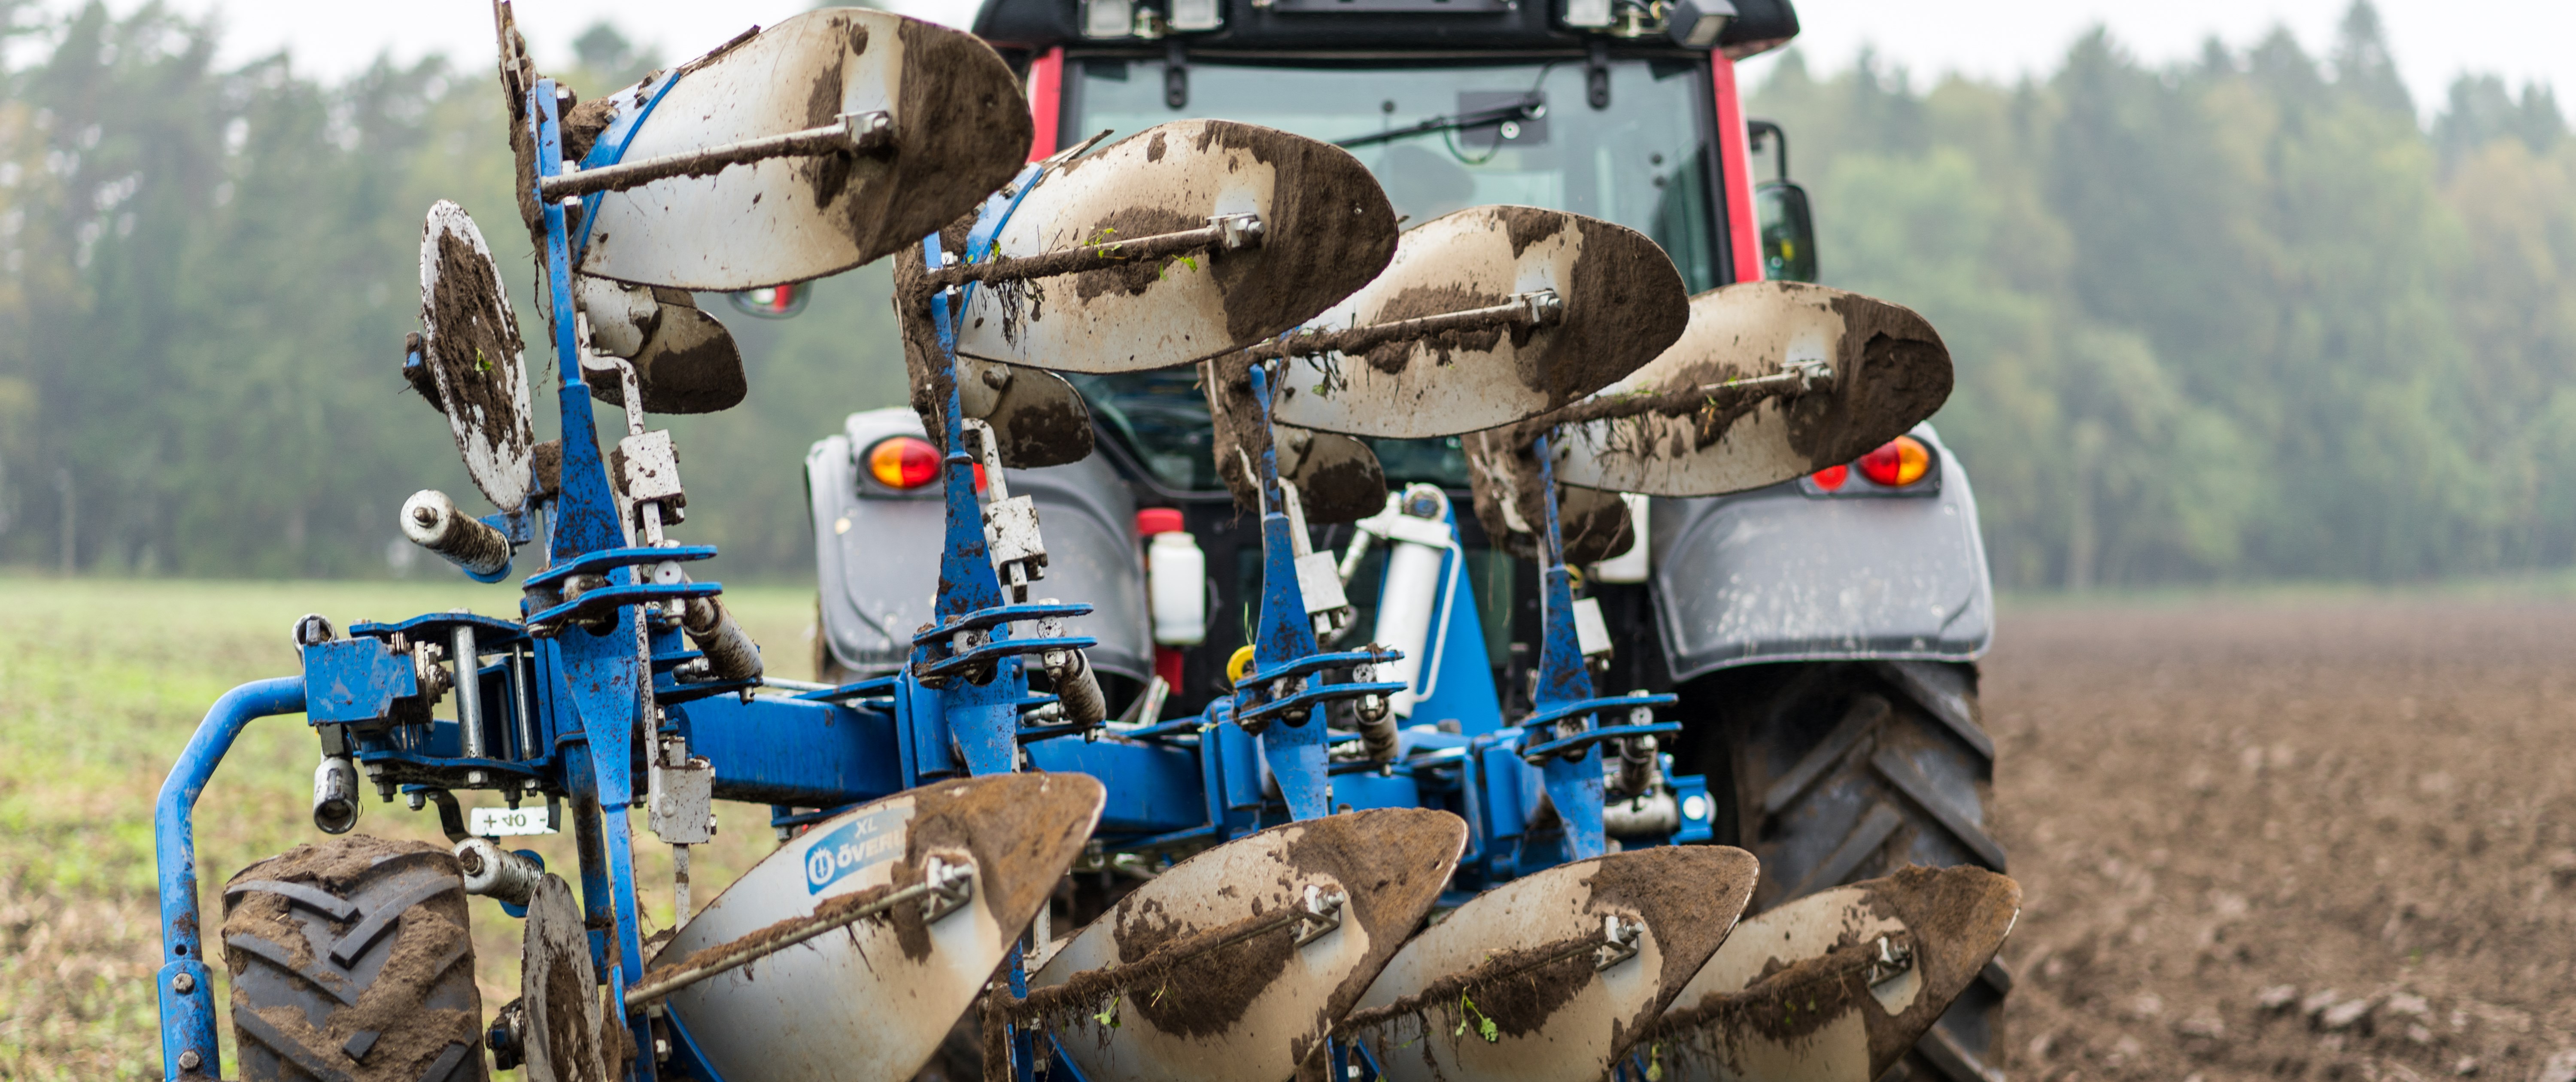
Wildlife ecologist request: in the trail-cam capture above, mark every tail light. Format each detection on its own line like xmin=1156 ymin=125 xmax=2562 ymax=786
xmin=725 ymin=282 xmax=807 ymax=319
xmin=1799 ymin=435 xmax=1938 ymax=496
xmin=865 ymin=436 xmax=941 ymax=489
xmin=1856 ymin=435 xmax=1931 ymax=487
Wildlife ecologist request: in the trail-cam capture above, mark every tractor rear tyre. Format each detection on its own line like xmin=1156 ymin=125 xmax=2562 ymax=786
xmin=220 ymin=835 xmax=486 ymax=1082
xmin=1688 ymin=659 xmax=2011 ymax=1082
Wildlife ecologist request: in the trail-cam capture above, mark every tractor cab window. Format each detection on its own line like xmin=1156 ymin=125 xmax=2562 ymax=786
xmin=1074 ymin=57 xmax=1721 ymax=292
xmin=1067 ymin=56 xmax=1724 ymax=492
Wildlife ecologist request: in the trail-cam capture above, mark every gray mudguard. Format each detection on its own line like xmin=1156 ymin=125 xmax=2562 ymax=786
xmin=808 ymin=407 xmax=1151 ymax=683
xmin=1649 ymin=425 xmax=1992 ymax=681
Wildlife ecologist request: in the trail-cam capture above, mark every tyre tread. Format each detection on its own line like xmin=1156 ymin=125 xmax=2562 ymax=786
xmin=1700 ymin=660 xmax=2007 ymax=1082
xmin=221 ymin=836 xmax=484 ymax=1082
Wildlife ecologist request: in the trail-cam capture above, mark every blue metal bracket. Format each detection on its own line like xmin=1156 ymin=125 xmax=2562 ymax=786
xmin=531 ymin=78 xmax=659 ymax=1081
xmin=302 ymin=638 xmax=419 ymax=724
xmin=525 ymin=581 xmax=722 ymax=631
xmin=526 ymin=544 xmax=717 ymax=588
xmin=1239 ymin=359 xmax=1405 ymax=821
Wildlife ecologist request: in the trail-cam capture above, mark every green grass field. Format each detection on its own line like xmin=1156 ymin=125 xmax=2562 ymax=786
xmin=0 ymin=577 xmax=820 ymax=1080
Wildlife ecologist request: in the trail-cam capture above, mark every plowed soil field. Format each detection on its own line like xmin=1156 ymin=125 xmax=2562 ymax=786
xmin=1984 ymin=597 xmax=2576 ymax=1082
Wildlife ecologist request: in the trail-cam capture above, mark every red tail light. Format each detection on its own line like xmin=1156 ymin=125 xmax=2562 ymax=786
xmin=725 ymin=282 xmax=808 ymax=319
xmin=1857 ymin=435 xmax=1931 ymax=488
xmin=865 ymin=436 xmax=941 ymax=489
xmin=1810 ymin=464 xmax=1849 ymax=491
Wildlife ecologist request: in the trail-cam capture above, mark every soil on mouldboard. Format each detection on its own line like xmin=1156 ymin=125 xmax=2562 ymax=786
xmin=427 ymin=230 xmax=533 ymax=481
xmin=1980 ymin=597 xmax=2576 ymax=1082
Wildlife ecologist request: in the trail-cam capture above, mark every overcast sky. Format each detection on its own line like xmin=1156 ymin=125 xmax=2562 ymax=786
xmin=40 ymin=0 xmax=2572 ymax=116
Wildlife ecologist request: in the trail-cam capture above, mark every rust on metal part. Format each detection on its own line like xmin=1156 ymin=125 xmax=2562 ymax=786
xmin=1343 ymin=845 xmax=1757 ymax=1082
xmin=1265 ymin=205 xmax=1689 ymax=441
xmin=1010 ymin=808 xmax=1466 ymax=1082
xmin=1544 ymin=281 xmax=1954 ymax=498
xmin=1650 ymin=864 xmax=2021 ymax=1082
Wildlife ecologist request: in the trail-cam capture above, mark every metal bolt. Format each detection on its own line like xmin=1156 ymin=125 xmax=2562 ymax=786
xmin=172 ymin=973 xmax=196 ymax=994
xmin=177 ymin=1050 xmax=202 ymax=1071
xmin=407 ymin=791 xmax=427 ymax=811
xmin=411 ymin=504 xmax=438 ymax=526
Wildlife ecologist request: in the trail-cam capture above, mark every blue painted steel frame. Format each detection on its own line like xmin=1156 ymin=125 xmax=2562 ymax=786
xmin=155 ymin=676 xmax=307 ymax=1080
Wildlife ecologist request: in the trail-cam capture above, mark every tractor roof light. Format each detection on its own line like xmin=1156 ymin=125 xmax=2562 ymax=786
xmin=1168 ymin=0 xmax=1223 ymax=33
xmin=866 ymin=435 xmax=942 ymax=490
xmin=1662 ymin=0 xmax=1735 ymax=49
xmin=1857 ymin=435 xmax=1931 ymax=488
xmin=1082 ymin=0 xmax=1136 ymax=38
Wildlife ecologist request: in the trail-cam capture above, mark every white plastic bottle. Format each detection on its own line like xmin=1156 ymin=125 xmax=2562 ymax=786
xmin=1141 ymin=509 xmax=1206 ymax=646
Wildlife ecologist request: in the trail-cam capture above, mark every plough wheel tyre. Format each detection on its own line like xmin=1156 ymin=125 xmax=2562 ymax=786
xmin=219 ymin=836 xmax=486 ymax=1082
xmin=1689 ymin=659 xmax=2011 ymax=1082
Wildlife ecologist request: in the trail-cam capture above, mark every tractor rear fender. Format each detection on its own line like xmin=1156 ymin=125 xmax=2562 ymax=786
xmin=808 ymin=406 xmax=1152 ymax=683
xmin=1648 ymin=424 xmax=1993 ymax=681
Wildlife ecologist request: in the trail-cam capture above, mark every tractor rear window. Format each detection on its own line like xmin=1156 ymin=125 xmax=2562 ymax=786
xmin=1072 ymin=57 xmax=1721 ymax=292
xmin=1066 ymin=57 xmax=1722 ymax=494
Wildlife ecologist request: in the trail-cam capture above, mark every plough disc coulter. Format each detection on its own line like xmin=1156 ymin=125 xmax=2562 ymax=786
xmin=417 ymin=200 xmax=536 ymax=515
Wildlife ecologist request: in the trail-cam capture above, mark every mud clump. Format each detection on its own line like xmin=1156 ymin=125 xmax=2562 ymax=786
xmin=1336 ymin=933 xmax=1602 ymax=1043
xmin=1358 ymin=284 xmax=1512 ymax=374
xmin=1068 ymin=207 xmax=1207 ymax=304
xmin=799 ymin=17 xmax=867 ymax=210
xmin=1654 ymin=936 xmax=1877 ymax=1063
xmin=1461 ymin=428 xmax=1634 ymax=565
xmin=559 ymin=95 xmax=615 ymax=164
xmin=425 ymin=224 xmax=535 ymax=507
xmin=1581 ymin=847 xmax=1760 ymax=994
xmin=1780 ymin=288 xmax=1951 ymax=468
xmin=1531 ymin=211 xmax=1690 ymax=407
xmin=1203 ymin=358 xmax=1386 ymax=524
xmin=1187 ymin=121 xmax=1400 ymax=347
xmin=427 ymin=231 xmax=522 ymax=429
xmin=1115 ymin=899 xmax=1301 ymax=1036
xmin=842 ymin=18 xmax=1030 ymax=267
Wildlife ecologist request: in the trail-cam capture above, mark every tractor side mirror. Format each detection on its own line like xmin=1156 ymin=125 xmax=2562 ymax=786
xmin=1757 ymin=180 xmax=1817 ymax=283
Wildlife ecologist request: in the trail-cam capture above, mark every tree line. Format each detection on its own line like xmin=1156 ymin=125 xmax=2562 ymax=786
xmin=1754 ymin=3 xmax=2576 ymax=587
xmin=0 ymin=1 xmax=2568 ymax=589
xmin=0 ymin=3 xmax=905 ymax=580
